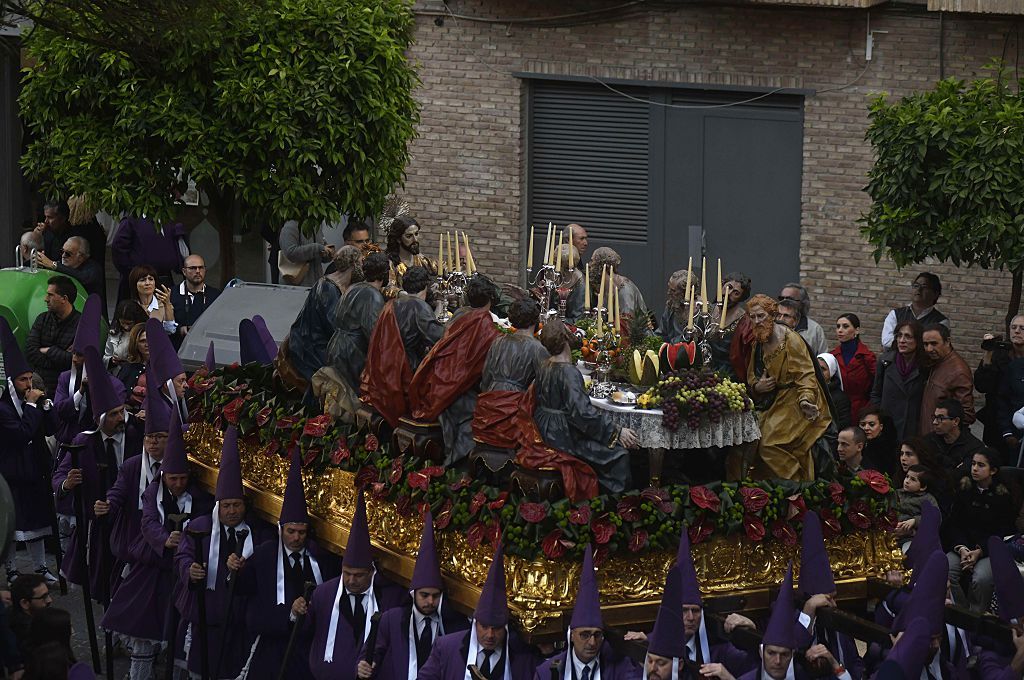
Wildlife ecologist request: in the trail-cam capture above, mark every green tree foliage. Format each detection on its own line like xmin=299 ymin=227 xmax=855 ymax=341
xmin=18 ymin=0 xmax=420 ymax=271
xmin=861 ymin=65 xmax=1024 ymax=327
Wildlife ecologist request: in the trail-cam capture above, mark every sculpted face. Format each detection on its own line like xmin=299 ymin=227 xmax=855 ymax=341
xmin=749 ymin=305 xmax=774 ymax=343
xmin=400 ymin=224 xmax=420 ymax=255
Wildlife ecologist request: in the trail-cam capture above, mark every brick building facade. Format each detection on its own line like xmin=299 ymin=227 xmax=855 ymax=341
xmin=402 ymin=0 xmax=1023 ymax=366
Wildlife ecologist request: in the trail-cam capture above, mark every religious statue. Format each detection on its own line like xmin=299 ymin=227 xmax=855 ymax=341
xmin=380 ymin=196 xmax=437 ymax=297
xmin=744 ymin=294 xmax=831 ymax=481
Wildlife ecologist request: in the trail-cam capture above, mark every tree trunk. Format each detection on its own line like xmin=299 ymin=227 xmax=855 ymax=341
xmin=1007 ymin=267 xmax=1023 ymax=337
xmin=203 ymin=184 xmax=237 ymax=288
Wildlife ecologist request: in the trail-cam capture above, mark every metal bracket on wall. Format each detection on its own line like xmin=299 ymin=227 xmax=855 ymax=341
xmin=866 ymin=11 xmax=888 ymax=62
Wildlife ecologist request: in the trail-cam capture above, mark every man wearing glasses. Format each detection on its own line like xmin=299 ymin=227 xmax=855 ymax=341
xmin=926 ymin=400 xmax=984 ymax=470
xmin=35 ymin=236 xmax=103 ymax=301
xmin=9 ymin=573 xmax=52 ymax=651
xmin=881 ymin=272 xmax=949 ymax=351
xmin=170 ymin=254 xmax=220 ymax=348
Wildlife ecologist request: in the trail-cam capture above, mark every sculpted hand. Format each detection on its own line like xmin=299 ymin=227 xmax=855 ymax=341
xmin=799 ymin=399 xmax=819 ymax=421
xmin=753 ymin=374 xmax=776 ymax=394
xmin=619 ymin=428 xmax=640 ymax=449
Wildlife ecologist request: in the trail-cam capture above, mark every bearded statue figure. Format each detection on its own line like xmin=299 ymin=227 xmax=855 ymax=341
xmin=383 ymin=212 xmax=437 ymax=298
xmin=744 ymin=294 xmax=831 ymax=481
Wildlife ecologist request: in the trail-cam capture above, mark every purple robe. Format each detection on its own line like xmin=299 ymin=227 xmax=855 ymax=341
xmin=369 ymin=601 xmax=470 ymax=680
xmin=306 ymin=571 xmax=407 ymax=680
xmin=173 ymin=513 xmax=272 ymax=677
xmin=111 ymin=217 xmax=187 ymax=299
xmin=533 ymin=644 xmax=641 ymax=680
xmin=417 ymin=629 xmax=541 ymax=680
xmin=0 ymin=390 xmax=57 ymax=534
xmin=54 ymin=368 xmax=92 ymax=449
xmin=100 ymin=478 xmax=213 ymax=640
xmin=970 ymin=649 xmax=1016 ymax=680
xmin=235 ymin=537 xmax=340 ymax=680
xmin=104 ymin=452 xmax=158 ymax=563
xmin=52 ymin=427 xmax=142 ymax=593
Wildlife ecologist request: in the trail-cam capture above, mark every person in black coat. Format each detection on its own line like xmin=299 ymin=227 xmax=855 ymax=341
xmin=872 ymin=320 xmax=928 ymax=442
xmin=816 ymin=353 xmax=851 ymax=431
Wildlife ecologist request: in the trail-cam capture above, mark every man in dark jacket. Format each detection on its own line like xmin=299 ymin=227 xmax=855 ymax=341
xmin=25 ymin=276 xmax=82 ymax=396
xmin=170 ymin=254 xmax=220 ymax=349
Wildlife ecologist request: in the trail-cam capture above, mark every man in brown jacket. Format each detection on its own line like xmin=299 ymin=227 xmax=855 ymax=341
xmin=920 ymin=323 xmax=975 ymax=435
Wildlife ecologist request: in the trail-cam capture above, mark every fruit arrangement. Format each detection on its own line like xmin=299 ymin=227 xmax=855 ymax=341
xmin=638 ymin=369 xmax=753 ymax=431
xmin=626 ymin=349 xmax=660 ymax=386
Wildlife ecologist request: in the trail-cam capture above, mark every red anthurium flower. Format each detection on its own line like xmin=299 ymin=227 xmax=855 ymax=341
xmin=743 ymin=513 xmax=766 ymax=542
xmin=740 ymin=486 xmax=771 ymax=513
xmin=518 ymin=502 xmax=547 ymax=523
xmin=856 ymin=469 xmax=891 ymax=495
xmin=690 ymin=485 xmax=721 ymax=513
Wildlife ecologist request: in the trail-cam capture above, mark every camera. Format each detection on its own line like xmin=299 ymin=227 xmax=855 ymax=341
xmin=981 ymin=336 xmax=1013 ymax=351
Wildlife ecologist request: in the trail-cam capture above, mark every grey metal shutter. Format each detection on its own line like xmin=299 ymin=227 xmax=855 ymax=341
xmin=528 ymin=80 xmax=649 ymax=244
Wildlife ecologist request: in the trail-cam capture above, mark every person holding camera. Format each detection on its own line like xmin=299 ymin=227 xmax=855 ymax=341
xmin=975 ymin=314 xmax=1024 ymax=463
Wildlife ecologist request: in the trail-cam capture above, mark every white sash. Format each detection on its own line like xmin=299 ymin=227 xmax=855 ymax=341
xmin=407 ymin=600 xmax=446 ymax=680
xmin=206 ymin=504 xmax=253 ymax=590
xmin=324 ymin=573 xmax=378 ymax=663
xmin=155 ymin=483 xmax=192 ymax=526
xmin=464 ymin=621 xmax=512 ymax=680
xmin=137 ymin=451 xmax=154 ymax=509
xmin=275 ymin=535 xmax=323 ymax=605
xmin=8 ymin=379 xmax=23 ymax=418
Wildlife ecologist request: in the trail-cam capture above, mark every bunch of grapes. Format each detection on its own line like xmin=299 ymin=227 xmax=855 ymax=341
xmin=656 ymin=371 xmax=752 ymax=431
xmin=661 ymin=399 xmax=681 ymax=431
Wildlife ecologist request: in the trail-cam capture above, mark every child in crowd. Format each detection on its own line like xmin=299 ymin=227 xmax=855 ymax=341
xmin=895 ymin=464 xmax=939 ymax=550
xmin=103 ymin=299 xmax=148 ymax=368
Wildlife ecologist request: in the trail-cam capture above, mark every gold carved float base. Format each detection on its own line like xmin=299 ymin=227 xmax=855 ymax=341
xmin=185 ymin=422 xmax=903 ymax=638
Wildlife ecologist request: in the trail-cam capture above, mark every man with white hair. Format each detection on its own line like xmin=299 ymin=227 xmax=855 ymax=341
xmin=18 ymin=230 xmax=42 ymax=266
xmin=36 ymin=235 xmax=103 ymax=299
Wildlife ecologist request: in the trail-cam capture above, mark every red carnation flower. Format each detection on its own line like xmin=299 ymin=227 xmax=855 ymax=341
xmin=856 ymin=469 xmax=891 ymax=495
xmin=542 ymin=529 xmax=568 ymax=559
xmin=330 ymin=440 xmax=350 ymax=465
xmin=303 ymin=414 xmax=333 ymax=438
xmin=470 ymin=492 xmax=487 ymax=516
xmin=435 ymin=499 xmax=454 ymax=529
xmin=364 ymin=434 xmax=380 ymax=452
xmin=354 ymin=465 xmax=378 ymax=489
xmin=407 ymin=471 xmax=430 ymax=491
xmin=739 ymin=486 xmax=771 ymax=513
xmin=223 ymin=397 xmax=246 ymax=425
xmin=302 ymin=446 xmax=321 ymax=467
xmin=569 ymin=505 xmax=592 ymax=525
xmin=690 ymin=485 xmax=721 ymax=513
xmin=846 ymin=500 xmax=872 ymax=529
xmin=688 ymin=516 xmax=715 ymax=545
xmin=255 ymin=406 xmax=273 ymax=427
xmin=828 ymin=481 xmax=845 ymax=506
xmin=487 ymin=492 xmax=509 ymax=511
xmin=628 ymin=530 xmax=649 ymax=553
xmin=771 ymin=520 xmax=798 ymax=547
xmin=484 ymin=521 xmax=501 ymax=546
xmin=370 ymin=482 xmax=387 ymax=499
xmin=591 ymin=516 xmax=616 ymax=545
xmin=616 ymin=496 xmax=642 ymax=522
xmin=466 ymin=522 xmax=486 ymax=549
xmin=389 ymin=458 xmax=404 ymax=485
xmin=743 ymin=513 xmax=766 ymax=542
xmin=518 ymin=502 xmax=547 ymax=523
xmin=264 ymin=439 xmax=281 ymax=458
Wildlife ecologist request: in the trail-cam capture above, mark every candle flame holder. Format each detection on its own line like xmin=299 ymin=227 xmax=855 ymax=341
xmin=526 ymin=264 xmax=573 ymax=320
xmin=682 ymin=299 xmax=727 ymax=368
xmin=435 ymin=270 xmax=471 ymax=322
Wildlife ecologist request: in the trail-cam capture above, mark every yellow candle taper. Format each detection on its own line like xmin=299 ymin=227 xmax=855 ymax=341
xmin=614 ymin=284 xmax=621 ymax=333
xmin=584 ymin=263 xmax=591 ymax=310
xmin=438 ymin=234 xmax=444 ymax=275
xmin=527 ymin=225 xmax=535 ymax=270
xmin=543 ymin=225 xmax=552 ymax=266
xmin=716 ymin=258 xmax=722 ymax=303
xmin=556 ymin=230 xmax=564 ymax=272
xmin=447 ymin=231 xmax=454 ymax=274
xmin=549 ymin=223 xmax=557 ymax=266
xmin=720 ymin=291 xmax=728 ymax=328
xmin=700 ymin=257 xmax=708 ymax=306
xmin=608 ymin=268 xmax=616 ymax=330
xmin=466 ymin=232 xmax=476 ymax=274
xmin=687 ymin=282 xmax=695 ymax=329
xmin=685 ymin=256 xmax=692 ymax=302
xmin=564 ymin=227 xmax=572 ymax=268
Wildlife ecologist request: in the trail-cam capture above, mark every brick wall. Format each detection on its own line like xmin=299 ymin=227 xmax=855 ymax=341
xmin=404 ymin=1 xmax=1021 ymax=367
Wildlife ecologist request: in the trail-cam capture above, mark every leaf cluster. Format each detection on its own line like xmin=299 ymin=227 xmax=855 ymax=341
xmin=19 ymin=0 xmax=420 ymax=232
xmin=861 ymin=64 xmax=1024 ymax=272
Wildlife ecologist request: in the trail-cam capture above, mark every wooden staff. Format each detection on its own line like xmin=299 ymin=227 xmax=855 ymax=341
xmin=185 ymin=527 xmax=212 ymax=680
xmin=162 ymin=512 xmax=189 ymax=680
xmin=276 ymin=581 xmax=316 ymax=680
xmin=68 ymin=444 xmax=101 ymax=673
xmin=215 ymin=527 xmax=250 ymax=678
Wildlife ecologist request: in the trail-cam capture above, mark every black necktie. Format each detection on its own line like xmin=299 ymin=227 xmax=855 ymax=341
xmin=416 ymin=617 xmax=433 ymax=668
xmin=352 ymin=593 xmax=366 ymax=642
xmin=481 ymin=649 xmax=494 ymax=679
xmin=289 ymin=552 xmax=304 ymax=591
xmin=104 ymin=438 xmax=118 ymax=488
xmin=152 ymin=461 xmax=161 ymax=478
xmin=581 ymin=665 xmax=592 ymax=680
xmin=224 ymin=527 xmax=237 ymax=562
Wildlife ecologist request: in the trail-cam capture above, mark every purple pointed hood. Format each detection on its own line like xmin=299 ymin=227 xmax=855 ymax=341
xmin=988 ymin=536 xmax=1024 ymax=622
xmin=344 ymin=490 xmax=373 ymax=569
xmin=143 ymin=380 xmax=172 ymax=434
xmin=885 ymin=617 xmax=933 ymax=680
xmin=83 ymin=346 xmax=121 ymax=420
xmin=204 ymin=341 xmax=216 ymax=372
xmin=410 ymin=510 xmax=443 ymax=591
xmin=215 ymin=426 xmax=245 ymax=501
xmin=239 ymin=318 xmax=272 ymax=365
xmin=68 ymin=663 xmax=97 ymax=680
xmin=73 ymin=294 xmax=102 ymax=354
xmin=569 ymin=544 xmax=603 ymax=630
xmin=799 ymin=512 xmax=835 ymax=597
xmin=648 ymin=565 xmax=687 ymax=660
xmin=676 ymin=524 xmax=702 ymax=607
xmin=474 ymin=541 xmax=509 ymax=627
xmin=0 ymin=316 xmax=30 ymax=379
xmin=279 ymin=447 xmax=310 ymax=526
xmin=146 ymin=318 xmax=184 ymax=385
xmin=905 ymin=501 xmax=941 ymax=583
xmin=161 ymin=410 xmax=189 ymax=475
xmin=762 ymin=563 xmax=797 ymax=649
xmin=251 ymin=315 xmax=279 ymax=362
xmin=893 ymin=551 xmax=948 ymax=636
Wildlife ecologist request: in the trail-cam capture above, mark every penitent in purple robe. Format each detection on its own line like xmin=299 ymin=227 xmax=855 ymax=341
xmin=103 ymin=451 xmax=161 ymax=564
xmin=235 ymin=537 xmax=339 ymax=680
xmin=0 ymin=389 xmax=57 ymax=537
xmin=101 ymin=478 xmax=212 ymax=641
xmin=369 ymin=600 xmax=470 ymax=680
xmin=53 ymin=368 xmax=94 ymax=449
xmin=417 ymin=628 xmax=541 ymax=680
xmin=533 ymin=644 xmax=641 ymax=680
xmin=305 ymin=571 xmax=407 ymax=680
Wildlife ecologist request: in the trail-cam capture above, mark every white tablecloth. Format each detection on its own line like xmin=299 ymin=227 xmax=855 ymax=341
xmin=590 ymin=398 xmax=761 ymax=450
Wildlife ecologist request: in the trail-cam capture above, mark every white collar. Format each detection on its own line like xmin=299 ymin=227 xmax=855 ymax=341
xmin=324 ymin=573 xmax=377 ymax=662
xmin=275 ymin=535 xmax=322 ymax=605
xmin=465 ymin=622 xmax=511 ymax=680
xmin=206 ymin=506 xmax=253 ymax=589
xmin=180 ymin=281 xmax=207 ymax=296
xmin=571 ymin=648 xmax=599 ymax=680
xmin=921 ymin=653 xmax=943 ymax=680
